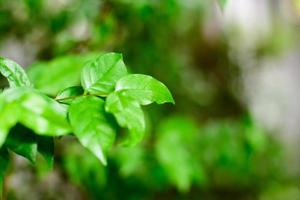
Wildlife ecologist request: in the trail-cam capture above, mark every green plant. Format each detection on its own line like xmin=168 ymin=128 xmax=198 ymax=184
xmin=0 ymin=52 xmax=174 ymax=195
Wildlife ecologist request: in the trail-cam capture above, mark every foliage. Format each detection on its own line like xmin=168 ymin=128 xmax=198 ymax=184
xmin=27 ymin=53 xmax=99 ymax=95
xmin=0 ymin=0 xmax=291 ymax=199
xmin=56 ymin=115 xmax=281 ymax=199
xmin=0 ymin=53 xmax=174 ymax=194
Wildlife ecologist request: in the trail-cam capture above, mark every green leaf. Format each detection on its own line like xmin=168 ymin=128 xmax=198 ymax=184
xmin=69 ymin=96 xmax=116 ymax=165
xmin=113 ymin=145 xmax=146 ymax=176
xmin=55 ymin=86 xmax=84 ymax=104
xmin=155 ymin=116 xmax=205 ymax=192
xmin=0 ymin=57 xmax=32 ymax=87
xmin=5 ymin=125 xmax=37 ymax=163
xmin=81 ymin=53 xmax=127 ymax=96
xmin=27 ymin=53 xmax=99 ymax=95
xmin=0 ymin=87 xmax=71 ymax=140
xmin=105 ymin=92 xmax=145 ymax=146
xmin=18 ymin=89 xmax=71 ymax=136
xmin=37 ymin=136 xmax=54 ymax=168
xmin=0 ymin=93 xmax=19 ymax=147
xmin=115 ymin=74 xmax=174 ymax=105
xmin=0 ymin=147 xmax=9 ymax=196
xmin=62 ymin=143 xmax=106 ymax=189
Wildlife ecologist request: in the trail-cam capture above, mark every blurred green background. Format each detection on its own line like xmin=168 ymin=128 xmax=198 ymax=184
xmin=1 ymin=0 xmax=300 ymax=199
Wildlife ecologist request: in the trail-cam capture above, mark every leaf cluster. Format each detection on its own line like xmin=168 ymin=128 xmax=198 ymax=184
xmin=0 ymin=53 xmax=174 ymax=193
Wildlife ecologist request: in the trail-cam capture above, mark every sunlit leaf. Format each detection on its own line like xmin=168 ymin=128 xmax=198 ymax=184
xmin=0 ymin=93 xmax=19 ymax=147
xmin=0 ymin=87 xmax=71 ymax=141
xmin=18 ymin=90 xmax=71 ymax=136
xmin=81 ymin=53 xmax=127 ymax=96
xmin=105 ymin=92 xmax=145 ymax=146
xmin=115 ymin=74 xmax=174 ymax=105
xmin=0 ymin=57 xmax=32 ymax=87
xmin=69 ymin=96 xmax=116 ymax=165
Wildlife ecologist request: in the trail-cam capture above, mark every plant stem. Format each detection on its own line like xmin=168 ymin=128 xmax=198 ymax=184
xmin=55 ymin=93 xmax=107 ymax=102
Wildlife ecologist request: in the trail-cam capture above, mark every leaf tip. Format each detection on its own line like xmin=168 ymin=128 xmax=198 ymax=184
xmin=169 ymin=95 xmax=175 ymax=105
xmin=99 ymin=155 xmax=107 ymax=166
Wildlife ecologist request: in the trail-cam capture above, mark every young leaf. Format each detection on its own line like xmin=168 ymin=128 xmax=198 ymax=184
xmin=55 ymin=86 xmax=84 ymax=104
xmin=5 ymin=125 xmax=37 ymax=163
xmin=69 ymin=96 xmax=116 ymax=165
xmin=0 ymin=57 xmax=32 ymax=87
xmin=37 ymin=136 xmax=54 ymax=168
xmin=105 ymin=92 xmax=145 ymax=146
xmin=115 ymin=74 xmax=174 ymax=105
xmin=81 ymin=53 xmax=127 ymax=96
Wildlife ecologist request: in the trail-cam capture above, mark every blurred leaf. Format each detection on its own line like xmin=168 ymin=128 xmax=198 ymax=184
xmin=0 ymin=57 xmax=32 ymax=88
xmin=69 ymin=96 xmax=116 ymax=165
xmin=0 ymin=87 xmax=71 ymax=140
xmin=55 ymin=86 xmax=84 ymax=104
xmin=5 ymin=125 xmax=37 ymax=163
xmin=106 ymin=92 xmax=145 ymax=146
xmin=27 ymin=53 xmax=99 ymax=95
xmin=0 ymin=147 xmax=8 ymax=197
xmin=81 ymin=53 xmax=127 ymax=96
xmin=113 ymin=146 xmax=146 ymax=176
xmin=115 ymin=74 xmax=174 ymax=105
xmin=244 ymin=117 xmax=267 ymax=152
xmin=218 ymin=0 xmax=228 ymax=9
xmin=260 ymin=184 xmax=300 ymax=200
xmin=18 ymin=89 xmax=71 ymax=136
xmin=155 ymin=116 xmax=204 ymax=192
xmin=37 ymin=136 xmax=54 ymax=168
xmin=62 ymin=143 xmax=106 ymax=195
xmin=0 ymin=93 xmax=19 ymax=147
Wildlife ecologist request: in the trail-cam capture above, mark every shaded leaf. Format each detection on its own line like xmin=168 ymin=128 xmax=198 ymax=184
xmin=105 ymin=92 xmax=145 ymax=146
xmin=0 ymin=147 xmax=9 ymax=196
xmin=0 ymin=57 xmax=32 ymax=87
xmin=69 ymin=96 xmax=116 ymax=165
xmin=81 ymin=53 xmax=127 ymax=96
xmin=37 ymin=136 xmax=54 ymax=168
xmin=5 ymin=124 xmax=37 ymax=163
xmin=115 ymin=74 xmax=174 ymax=105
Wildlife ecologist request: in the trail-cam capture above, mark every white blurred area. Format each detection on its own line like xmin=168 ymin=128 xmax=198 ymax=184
xmin=223 ymin=0 xmax=300 ymax=174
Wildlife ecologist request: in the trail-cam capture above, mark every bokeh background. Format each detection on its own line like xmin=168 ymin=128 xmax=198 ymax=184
xmin=1 ymin=0 xmax=300 ymax=199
